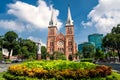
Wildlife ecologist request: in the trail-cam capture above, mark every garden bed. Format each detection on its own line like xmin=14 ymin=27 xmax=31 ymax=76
xmin=3 ymin=60 xmax=120 ymax=80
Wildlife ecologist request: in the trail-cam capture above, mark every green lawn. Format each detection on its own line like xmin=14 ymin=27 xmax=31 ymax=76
xmin=0 ymin=72 xmax=5 ymax=80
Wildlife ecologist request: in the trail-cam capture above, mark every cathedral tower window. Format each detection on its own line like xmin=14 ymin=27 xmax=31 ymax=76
xmin=50 ymin=29 xmax=54 ymax=35
xmin=50 ymin=48 xmax=53 ymax=52
xmin=68 ymin=48 xmax=72 ymax=52
xmin=50 ymin=41 xmax=54 ymax=46
xmin=68 ymin=40 xmax=72 ymax=46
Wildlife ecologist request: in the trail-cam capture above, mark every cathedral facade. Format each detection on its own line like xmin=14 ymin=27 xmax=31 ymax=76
xmin=47 ymin=6 xmax=77 ymax=60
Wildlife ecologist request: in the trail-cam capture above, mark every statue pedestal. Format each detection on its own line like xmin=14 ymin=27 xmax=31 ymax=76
xmin=37 ymin=54 xmax=41 ymax=60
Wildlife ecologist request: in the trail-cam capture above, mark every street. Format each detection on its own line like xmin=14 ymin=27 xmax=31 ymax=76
xmin=98 ymin=62 xmax=120 ymax=73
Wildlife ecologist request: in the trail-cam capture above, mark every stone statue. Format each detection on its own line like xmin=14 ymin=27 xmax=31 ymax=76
xmin=37 ymin=40 xmax=41 ymax=60
xmin=37 ymin=40 xmax=41 ymax=54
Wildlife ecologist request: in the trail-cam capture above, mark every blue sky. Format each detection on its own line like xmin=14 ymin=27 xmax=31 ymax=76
xmin=0 ymin=0 xmax=120 ymax=46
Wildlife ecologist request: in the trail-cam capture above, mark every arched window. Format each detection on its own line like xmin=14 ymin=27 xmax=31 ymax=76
xmin=50 ymin=28 xmax=54 ymax=35
xmin=68 ymin=48 xmax=72 ymax=52
xmin=68 ymin=40 xmax=72 ymax=46
xmin=50 ymin=41 xmax=54 ymax=46
xmin=50 ymin=48 xmax=53 ymax=52
xmin=67 ymin=27 xmax=72 ymax=34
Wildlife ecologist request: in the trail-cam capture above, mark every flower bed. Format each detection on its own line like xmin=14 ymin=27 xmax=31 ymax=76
xmin=3 ymin=60 xmax=112 ymax=80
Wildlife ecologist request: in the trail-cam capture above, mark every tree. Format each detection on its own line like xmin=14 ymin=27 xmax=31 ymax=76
xmin=53 ymin=51 xmax=59 ymax=60
xmin=0 ymin=51 xmax=2 ymax=60
xmin=74 ymin=51 xmax=82 ymax=60
xmin=3 ymin=31 xmax=18 ymax=59
xmin=0 ymin=31 xmax=38 ymax=60
xmin=103 ymin=24 xmax=120 ymax=62
xmin=41 ymin=46 xmax=47 ymax=59
xmin=95 ymin=48 xmax=105 ymax=60
xmin=17 ymin=39 xmax=37 ymax=59
xmin=0 ymin=36 xmax=4 ymax=47
xmin=57 ymin=52 xmax=66 ymax=60
xmin=21 ymin=46 xmax=29 ymax=59
xmin=52 ymin=51 xmax=66 ymax=60
xmin=82 ymin=43 xmax=95 ymax=58
xmin=112 ymin=24 xmax=120 ymax=34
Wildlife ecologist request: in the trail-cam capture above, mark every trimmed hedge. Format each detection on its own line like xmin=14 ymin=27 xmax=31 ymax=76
xmin=80 ymin=58 xmax=93 ymax=62
xmin=4 ymin=60 xmax=112 ymax=80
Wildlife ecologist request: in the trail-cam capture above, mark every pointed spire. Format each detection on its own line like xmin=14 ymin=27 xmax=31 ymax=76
xmin=49 ymin=7 xmax=56 ymax=26
xmin=66 ymin=5 xmax=73 ymax=25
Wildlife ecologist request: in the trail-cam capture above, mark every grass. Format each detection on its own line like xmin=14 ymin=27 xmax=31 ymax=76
xmin=106 ymin=71 xmax=120 ymax=80
xmin=0 ymin=72 xmax=5 ymax=80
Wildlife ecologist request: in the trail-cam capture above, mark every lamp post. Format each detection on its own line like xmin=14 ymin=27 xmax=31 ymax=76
xmin=37 ymin=40 xmax=41 ymax=60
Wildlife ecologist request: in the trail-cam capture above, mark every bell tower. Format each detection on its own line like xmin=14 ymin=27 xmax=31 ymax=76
xmin=47 ymin=9 xmax=57 ymax=56
xmin=65 ymin=5 xmax=76 ymax=60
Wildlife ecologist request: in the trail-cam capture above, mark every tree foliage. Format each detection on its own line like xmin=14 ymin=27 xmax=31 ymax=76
xmin=82 ymin=43 xmax=95 ymax=58
xmin=0 ymin=31 xmax=37 ymax=59
xmin=95 ymin=48 xmax=104 ymax=60
xmin=0 ymin=36 xmax=3 ymax=47
xmin=18 ymin=39 xmax=37 ymax=59
xmin=49 ymin=51 xmax=66 ymax=60
xmin=0 ymin=51 xmax=2 ymax=60
xmin=4 ymin=31 xmax=18 ymax=43
xmin=103 ymin=24 xmax=120 ymax=62
xmin=3 ymin=31 xmax=18 ymax=59
xmin=41 ymin=46 xmax=47 ymax=59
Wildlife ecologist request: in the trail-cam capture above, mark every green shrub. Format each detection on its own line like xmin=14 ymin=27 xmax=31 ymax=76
xmin=21 ymin=60 xmax=96 ymax=70
xmin=80 ymin=58 xmax=93 ymax=62
xmin=5 ymin=59 xmax=11 ymax=63
xmin=106 ymin=72 xmax=120 ymax=80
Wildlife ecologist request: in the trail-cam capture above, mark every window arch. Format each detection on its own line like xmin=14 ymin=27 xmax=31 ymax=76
xmin=67 ymin=27 xmax=72 ymax=34
xmin=50 ymin=41 xmax=54 ymax=46
xmin=68 ymin=39 xmax=72 ymax=46
xmin=49 ymin=28 xmax=54 ymax=35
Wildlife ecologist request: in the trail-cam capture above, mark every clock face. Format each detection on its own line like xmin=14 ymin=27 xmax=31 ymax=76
xmin=57 ymin=41 xmax=64 ymax=47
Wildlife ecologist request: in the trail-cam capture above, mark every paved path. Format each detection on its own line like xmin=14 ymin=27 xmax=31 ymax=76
xmin=98 ymin=62 xmax=120 ymax=73
xmin=0 ymin=64 xmax=11 ymax=72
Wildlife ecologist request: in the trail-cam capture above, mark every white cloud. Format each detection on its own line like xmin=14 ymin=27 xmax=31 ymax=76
xmin=7 ymin=0 xmax=62 ymax=30
xmin=82 ymin=0 xmax=120 ymax=34
xmin=0 ymin=20 xmax=25 ymax=32
xmin=28 ymin=36 xmax=46 ymax=46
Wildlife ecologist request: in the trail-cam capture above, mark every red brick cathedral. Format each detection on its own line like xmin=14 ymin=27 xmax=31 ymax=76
xmin=47 ymin=6 xmax=77 ymax=60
